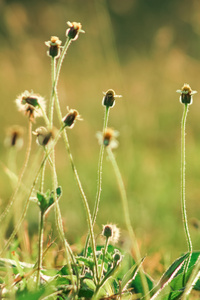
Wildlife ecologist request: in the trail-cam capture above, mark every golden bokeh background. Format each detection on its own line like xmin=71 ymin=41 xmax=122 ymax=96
xmin=1 ymin=0 xmax=200 ymax=261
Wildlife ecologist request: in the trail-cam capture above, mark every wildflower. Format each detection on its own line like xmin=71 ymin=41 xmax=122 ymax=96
xmin=62 ymin=107 xmax=82 ymax=128
xmin=102 ymin=89 xmax=122 ymax=108
xmin=33 ymin=127 xmax=55 ymax=146
xmin=45 ymin=36 xmax=62 ymax=58
xmin=66 ymin=21 xmax=85 ymax=41
xmin=96 ymin=128 xmax=119 ymax=149
xmin=102 ymin=224 xmax=120 ymax=244
xmin=16 ymin=91 xmax=46 ymax=122
xmin=176 ymin=83 xmax=197 ymax=105
xmin=4 ymin=125 xmax=24 ymax=150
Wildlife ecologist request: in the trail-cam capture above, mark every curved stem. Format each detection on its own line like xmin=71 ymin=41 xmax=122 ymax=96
xmin=55 ymin=37 xmax=72 ymax=87
xmin=54 ymin=90 xmax=99 ymax=283
xmin=49 ymin=57 xmax=56 ymax=127
xmin=181 ymin=104 xmax=193 ymax=286
xmin=84 ymin=106 xmax=110 ymax=256
xmin=51 ymin=36 xmax=99 ymax=282
xmin=51 ymin=37 xmax=72 ymax=109
xmin=51 ymin=149 xmax=77 ymax=295
xmin=0 ymin=120 xmax=32 ymax=224
xmin=181 ymin=104 xmax=192 ymax=253
xmin=106 ymin=147 xmax=150 ymax=300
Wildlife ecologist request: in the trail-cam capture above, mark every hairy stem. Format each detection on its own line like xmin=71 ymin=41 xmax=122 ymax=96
xmin=84 ymin=106 xmax=110 ymax=256
xmin=99 ymin=237 xmax=109 ymax=282
xmin=181 ymin=104 xmax=193 ymax=285
xmin=49 ymin=57 xmax=56 ymax=127
xmin=54 ymin=90 xmax=99 ymax=283
xmin=181 ymin=104 xmax=192 ymax=252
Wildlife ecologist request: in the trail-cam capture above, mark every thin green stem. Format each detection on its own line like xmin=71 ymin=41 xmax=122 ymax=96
xmin=49 ymin=57 xmax=56 ymax=127
xmin=40 ymin=159 xmax=47 ymax=193
xmin=106 ymin=147 xmax=150 ymax=300
xmin=181 ymin=104 xmax=193 ymax=286
xmin=83 ymin=106 xmax=110 ymax=256
xmin=39 ymin=104 xmax=50 ymax=128
xmin=55 ymin=37 xmax=72 ymax=87
xmin=51 ymin=36 xmax=99 ymax=282
xmin=54 ymin=90 xmax=99 ymax=283
xmin=50 ymin=37 xmax=72 ymax=109
xmin=99 ymin=237 xmax=109 ymax=282
xmin=181 ymin=104 xmax=192 ymax=253
xmin=0 ymin=120 xmax=32 ymax=224
xmin=51 ymin=150 xmax=77 ymax=296
xmin=36 ymin=211 xmax=44 ymax=288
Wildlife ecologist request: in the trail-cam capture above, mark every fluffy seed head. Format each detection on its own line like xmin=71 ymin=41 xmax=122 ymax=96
xmin=16 ymin=91 xmax=46 ymax=122
xmin=102 ymin=224 xmax=120 ymax=244
xmin=96 ymin=128 xmax=119 ymax=149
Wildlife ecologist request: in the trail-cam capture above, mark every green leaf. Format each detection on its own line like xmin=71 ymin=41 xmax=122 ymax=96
xmin=76 ymin=256 xmax=95 ymax=271
xmin=159 ymin=253 xmax=189 ymax=287
xmin=37 ymin=192 xmax=47 ymax=212
xmin=121 ymin=258 xmax=144 ymax=291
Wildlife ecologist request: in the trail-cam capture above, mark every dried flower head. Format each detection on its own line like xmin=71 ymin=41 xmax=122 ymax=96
xmin=66 ymin=21 xmax=85 ymax=41
xmin=96 ymin=128 xmax=119 ymax=149
xmin=45 ymin=36 xmax=62 ymax=58
xmin=102 ymin=224 xmax=120 ymax=244
xmin=33 ymin=127 xmax=55 ymax=146
xmin=176 ymin=83 xmax=197 ymax=105
xmin=102 ymin=89 xmax=122 ymax=108
xmin=4 ymin=125 xmax=24 ymax=150
xmin=62 ymin=107 xmax=82 ymax=128
xmin=16 ymin=91 xmax=46 ymax=122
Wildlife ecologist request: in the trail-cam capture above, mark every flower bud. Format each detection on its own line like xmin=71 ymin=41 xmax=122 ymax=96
xmin=102 ymin=89 xmax=122 ymax=108
xmin=113 ymin=252 xmax=121 ymax=263
xmin=62 ymin=107 xmax=82 ymax=128
xmin=66 ymin=21 xmax=85 ymax=41
xmin=45 ymin=36 xmax=62 ymax=58
xmin=176 ymin=83 xmax=197 ymax=105
xmin=33 ymin=127 xmax=54 ymax=146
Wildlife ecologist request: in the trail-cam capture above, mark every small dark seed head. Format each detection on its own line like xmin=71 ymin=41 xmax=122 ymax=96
xmin=176 ymin=83 xmax=197 ymax=105
xmin=66 ymin=21 xmax=84 ymax=41
xmin=62 ymin=108 xmax=82 ymax=128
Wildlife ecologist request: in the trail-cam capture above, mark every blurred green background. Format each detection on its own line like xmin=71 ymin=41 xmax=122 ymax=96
xmin=1 ymin=0 xmax=200 ymax=262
